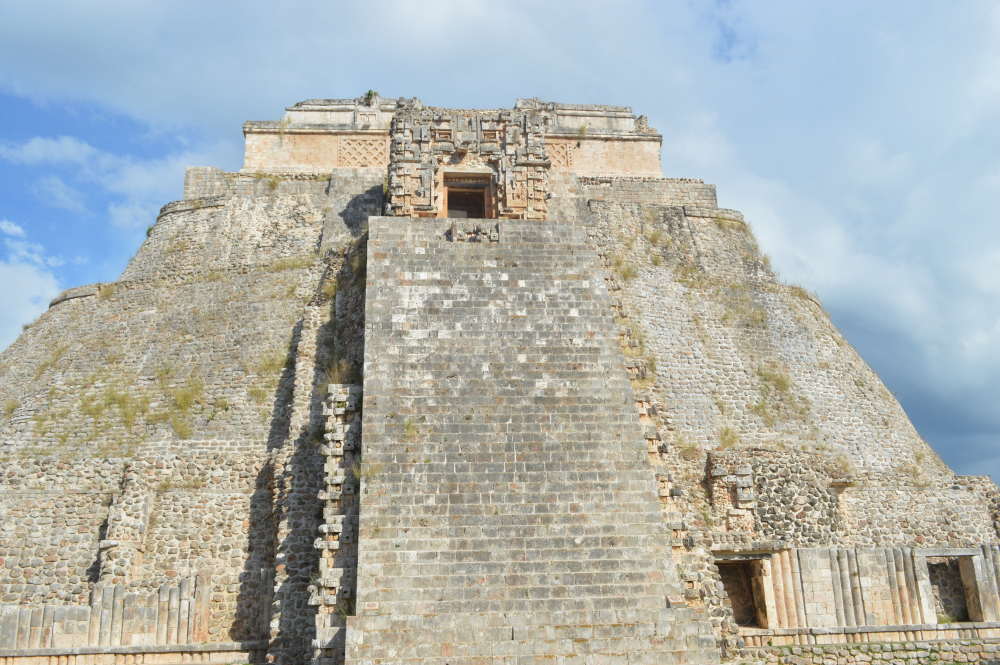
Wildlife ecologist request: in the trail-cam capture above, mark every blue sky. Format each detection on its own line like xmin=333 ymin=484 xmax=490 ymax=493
xmin=1 ymin=0 xmax=998 ymax=479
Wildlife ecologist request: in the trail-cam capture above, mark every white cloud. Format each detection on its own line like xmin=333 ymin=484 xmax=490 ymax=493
xmin=0 ymin=260 xmax=59 ymax=350
xmin=107 ymin=201 xmax=157 ymax=230
xmin=3 ymin=238 xmax=64 ymax=267
xmin=0 ymin=135 xmax=99 ymax=166
xmin=0 ymin=135 xmax=237 ymax=234
xmin=33 ymin=175 xmax=88 ymax=213
xmin=0 ymin=220 xmax=25 ymax=237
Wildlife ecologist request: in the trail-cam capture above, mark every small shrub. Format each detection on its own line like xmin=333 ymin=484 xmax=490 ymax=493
xmin=264 ymin=254 xmax=317 ymax=273
xmin=34 ymin=344 xmax=69 ymax=379
xmin=645 ymin=229 xmax=663 ymax=246
xmin=255 ymin=173 xmax=281 ymax=192
xmin=751 ymin=363 xmax=809 ymax=426
xmin=831 ymin=454 xmax=855 ymax=477
xmin=320 ymin=278 xmax=338 ymax=301
xmin=611 ymin=255 xmax=638 ymax=282
xmin=898 ymin=461 xmax=932 ymax=488
xmin=674 ymin=262 xmax=706 ymax=289
xmin=719 ymin=426 xmax=739 ymax=449
xmin=788 ymin=284 xmax=816 ymax=302
xmin=171 ymin=376 xmax=205 ymax=412
xmin=255 ymin=351 xmax=286 ymax=376
xmin=324 ymin=358 xmax=361 ymax=386
xmin=757 ymin=366 xmax=791 ymax=394
xmin=169 ymin=413 xmax=193 ymax=439
xmin=248 ymin=385 xmax=269 ymax=404
xmin=713 ymin=395 xmax=727 ymax=415
xmin=166 ymin=237 xmax=192 ymax=254
xmin=713 ymin=216 xmax=744 ymax=231
xmin=154 ymin=364 xmax=175 ymax=386
xmin=103 ymin=388 xmax=149 ymax=430
xmin=2 ymin=399 xmax=18 ymax=419
xmin=651 ymin=254 xmax=662 ymax=267
xmin=156 ymin=477 xmax=206 ymax=492
xmin=98 ymin=283 xmax=115 ymax=300
xmin=678 ymin=443 xmax=701 ymax=461
xmin=351 ymin=461 xmax=384 ymax=481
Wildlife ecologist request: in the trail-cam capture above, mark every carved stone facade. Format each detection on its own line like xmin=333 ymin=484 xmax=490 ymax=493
xmin=385 ymin=102 xmax=551 ymax=219
xmin=242 ymin=95 xmax=663 ymax=178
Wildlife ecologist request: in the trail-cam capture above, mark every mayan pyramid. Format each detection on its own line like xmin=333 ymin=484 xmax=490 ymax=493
xmin=1 ymin=94 xmax=999 ymax=665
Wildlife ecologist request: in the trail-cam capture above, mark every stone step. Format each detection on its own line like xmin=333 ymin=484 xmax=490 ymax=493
xmin=360 ymin=557 xmax=675 ymax=578
xmin=357 ymin=530 xmax=670 ymax=549
xmin=361 ymin=483 xmax=660 ymax=499
xmin=345 ymin=609 xmax=717 ymax=661
xmin=356 ymin=519 xmax=669 ymax=536
xmin=361 ymin=497 xmax=664 ymax=512
xmin=357 ymin=585 xmax=673 ymax=607
xmin=359 ymin=544 xmax=676 ymax=566
xmin=359 ymin=570 xmax=673 ymax=593
xmin=352 ymin=594 xmax=672 ymax=616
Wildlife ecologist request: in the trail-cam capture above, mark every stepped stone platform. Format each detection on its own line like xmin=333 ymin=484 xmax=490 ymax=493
xmin=347 ymin=217 xmax=719 ymax=664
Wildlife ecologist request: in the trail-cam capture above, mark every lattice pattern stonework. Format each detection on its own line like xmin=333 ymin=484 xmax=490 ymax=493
xmin=546 ymin=141 xmax=576 ymax=169
xmin=339 ymin=137 xmax=388 ymax=167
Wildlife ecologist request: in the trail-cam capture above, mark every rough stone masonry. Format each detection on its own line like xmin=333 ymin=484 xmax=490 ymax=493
xmin=0 ymin=93 xmax=998 ymax=665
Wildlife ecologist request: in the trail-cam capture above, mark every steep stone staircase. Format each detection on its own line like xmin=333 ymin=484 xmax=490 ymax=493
xmin=346 ymin=217 xmax=720 ymax=664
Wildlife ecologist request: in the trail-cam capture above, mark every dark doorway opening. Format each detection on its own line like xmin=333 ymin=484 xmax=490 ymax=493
xmin=447 ymin=189 xmax=485 ymax=218
xmin=718 ymin=560 xmax=766 ymax=627
xmin=444 ymin=174 xmax=493 ymax=219
xmin=928 ymin=556 xmax=974 ymax=622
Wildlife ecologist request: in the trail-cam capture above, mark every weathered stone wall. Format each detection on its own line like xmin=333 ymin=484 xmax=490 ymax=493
xmin=243 ymin=132 xmax=389 ymax=172
xmin=752 ymin=638 xmax=1000 ymax=664
xmin=242 ymin=96 xmax=662 ymax=178
xmin=546 ymin=137 xmax=662 ymax=176
xmin=546 ymin=175 xmax=965 ymax=522
xmin=0 ymin=169 xmax=373 ymax=654
xmin=839 ymin=479 xmax=999 ymax=548
xmin=572 ymin=174 xmax=718 ymax=206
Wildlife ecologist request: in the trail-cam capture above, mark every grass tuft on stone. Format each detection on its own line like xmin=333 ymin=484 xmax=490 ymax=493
xmin=719 ymin=426 xmax=739 ymax=449
xmin=34 ymin=343 xmax=69 ymax=379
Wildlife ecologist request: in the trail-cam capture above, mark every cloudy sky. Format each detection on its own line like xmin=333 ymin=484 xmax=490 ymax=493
xmin=0 ymin=1 xmax=997 ymax=478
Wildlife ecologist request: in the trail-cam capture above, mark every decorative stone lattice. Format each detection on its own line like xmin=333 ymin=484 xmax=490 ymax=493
xmin=338 ymin=138 xmax=388 ymax=168
xmin=545 ymin=138 xmax=577 ymax=170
